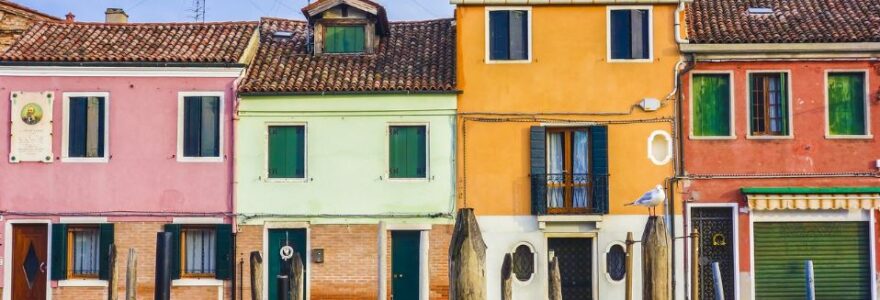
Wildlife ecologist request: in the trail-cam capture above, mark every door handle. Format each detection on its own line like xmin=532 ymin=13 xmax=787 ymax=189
xmin=39 ymin=262 xmax=46 ymax=273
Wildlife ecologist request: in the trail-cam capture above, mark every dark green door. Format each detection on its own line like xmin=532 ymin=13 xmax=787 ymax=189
xmin=754 ymin=222 xmax=870 ymax=300
xmin=391 ymin=231 xmax=420 ymax=300
xmin=268 ymin=229 xmax=307 ymax=300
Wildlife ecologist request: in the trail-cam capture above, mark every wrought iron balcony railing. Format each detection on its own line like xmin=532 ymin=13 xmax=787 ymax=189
xmin=530 ymin=173 xmax=609 ymax=215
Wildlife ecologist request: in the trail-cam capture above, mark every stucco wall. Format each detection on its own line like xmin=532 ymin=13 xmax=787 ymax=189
xmin=236 ymin=94 xmax=457 ymax=224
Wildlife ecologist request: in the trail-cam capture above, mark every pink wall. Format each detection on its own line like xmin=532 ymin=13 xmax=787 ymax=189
xmin=681 ymin=61 xmax=880 ymax=272
xmin=0 ymin=76 xmax=235 ymax=216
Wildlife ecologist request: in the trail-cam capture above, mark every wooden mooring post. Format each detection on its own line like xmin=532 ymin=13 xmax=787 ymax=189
xmin=250 ymin=251 xmax=263 ymax=300
xmin=500 ymin=253 xmax=512 ymax=300
xmin=107 ymin=244 xmax=118 ymax=300
xmin=548 ymin=256 xmax=562 ymax=300
xmin=449 ymin=208 xmax=487 ymax=300
xmin=642 ymin=216 xmax=671 ymax=300
xmin=692 ymin=229 xmax=700 ymax=300
xmin=625 ymin=232 xmax=634 ymax=300
xmin=125 ymin=248 xmax=137 ymax=300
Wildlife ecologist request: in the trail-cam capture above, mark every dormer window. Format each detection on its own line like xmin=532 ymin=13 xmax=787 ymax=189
xmin=302 ymin=0 xmax=390 ymax=55
xmin=325 ymin=25 xmax=366 ymax=53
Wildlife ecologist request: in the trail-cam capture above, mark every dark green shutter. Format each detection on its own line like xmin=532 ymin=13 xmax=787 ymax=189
xmin=389 ymin=126 xmax=427 ymax=179
xmin=68 ymin=97 xmax=87 ymax=158
xmin=529 ymin=126 xmax=546 ymax=214
xmin=325 ymin=26 xmax=365 ymax=53
xmin=693 ymin=74 xmax=732 ymax=136
xmin=97 ymin=98 xmax=106 ymax=157
xmin=414 ymin=127 xmax=427 ymax=177
xmin=778 ymin=73 xmax=789 ymax=135
xmin=268 ymin=126 xmax=305 ymax=179
xmin=489 ymin=10 xmax=510 ymax=60
xmin=214 ymin=224 xmax=233 ymax=280
xmin=163 ymin=224 xmax=182 ymax=280
xmin=183 ymin=97 xmax=202 ymax=157
xmin=610 ymin=10 xmax=631 ymax=59
xmin=828 ymin=73 xmax=866 ymax=136
xmin=51 ymin=224 xmax=68 ymax=280
xmin=98 ymin=224 xmax=114 ymax=280
xmin=589 ymin=126 xmax=609 ymax=213
xmin=201 ymin=97 xmax=220 ymax=157
xmin=755 ymin=222 xmax=870 ymax=299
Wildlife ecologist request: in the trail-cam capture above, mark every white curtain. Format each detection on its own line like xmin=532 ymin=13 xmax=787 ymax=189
xmin=547 ymin=132 xmax=564 ymax=208
xmin=185 ymin=229 xmax=216 ymax=274
xmin=73 ymin=229 xmax=100 ymax=275
xmin=572 ymin=130 xmax=589 ymax=208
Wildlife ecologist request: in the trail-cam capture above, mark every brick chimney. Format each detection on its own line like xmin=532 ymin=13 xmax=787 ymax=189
xmin=65 ymin=12 xmax=75 ymax=23
xmin=104 ymin=8 xmax=128 ymax=23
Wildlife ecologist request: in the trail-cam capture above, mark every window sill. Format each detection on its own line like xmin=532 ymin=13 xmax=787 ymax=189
xmin=386 ymin=177 xmax=430 ymax=182
xmin=264 ymin=177 xmax=309 ymax=183
xmin=61 ymin=157 xmax=109 ymax=163
xmin=746 ymin=135 xmax=794 ymax=140
xmin=607 ymin=58 xmax=653 ymax=63
xmin=172 ymin=278 xmax=223 ymax=287
xmin=485 ymin=59 xmax=532 ymax=64
xmin=688 ymin=135 xmax=737 ymax=140
xmin=58 ymin=279 xmax=108 ymax=287
xmin=176 ymin=157 xmax=224 ymax=163
xmin=825 ymin=134 xmax=874 ymax=140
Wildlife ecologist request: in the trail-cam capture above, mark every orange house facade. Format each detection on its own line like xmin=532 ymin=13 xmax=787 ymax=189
xmin=681 ymin=1 xmax=880 ymax=300
xmin=453 ymin=0 xmax=687 ymax=299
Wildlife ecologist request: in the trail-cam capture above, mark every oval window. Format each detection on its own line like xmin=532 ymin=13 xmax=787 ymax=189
xmin=512 ymin=244 xmax=535 ymax=282
xmin=648 ymin=130 xmax=672 ymax=165
xmin=606 ymin=244 xmax=626 ymax=282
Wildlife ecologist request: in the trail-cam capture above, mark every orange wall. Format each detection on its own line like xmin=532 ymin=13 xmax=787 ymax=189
xmin=456 ymin=4 xmax=681 ymax=216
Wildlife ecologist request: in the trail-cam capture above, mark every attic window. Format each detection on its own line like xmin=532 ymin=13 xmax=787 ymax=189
xmin=273 ymin=31 xmax=294 ymax=38
xmin=747 ymin=7 xmax=773 ymax=15
xmin=325 ymin=25 xmax=365 ymax=53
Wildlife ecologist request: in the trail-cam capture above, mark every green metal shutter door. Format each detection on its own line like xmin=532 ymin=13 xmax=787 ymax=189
xmin=754 ymin=222 xmax=871 ymax=300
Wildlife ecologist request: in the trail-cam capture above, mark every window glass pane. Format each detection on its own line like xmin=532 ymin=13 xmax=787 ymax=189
xmin=183 ymin=96 xmax=220 ymax=157
xmin=512 ymin=245 xmax=535 ymax=281
xmin=546 ymin=132 xmax=564 ymax=208
xmin=750 ymin=73 xmax=789 ymax=136
xmin=508 ymin=10 xmax=528 ymax=60
xmin=183 ymin=228 xmax=216 ymax=275
xmin=71 ymin=228 xmax=100 ymax=276
xmin=268 ymin=126 xmax=305 ymax=178
xmin=68 ymin=96 xmax=105 ymax=158
xmin=572 ymin=130 xmax=589 ymax=208
xmin=389 ymin=126 xmax=427 ymax=178
xmin=606 ymin=244 xmax=626 ymax=281
xmin=611 ymin=10 xmax=649 ymax=60
xmin=828 ymin=73 xmax=867 ymax=135
xmin=489 ymin=10 xmax=510 ymax=60
xmin=693 ymin=74 xmax=732 ymax=136
xmin=325 ymin=26 xmax=365 ymax=53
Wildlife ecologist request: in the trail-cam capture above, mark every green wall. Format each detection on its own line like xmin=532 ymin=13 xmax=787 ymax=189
xmin=236 ymin=94 xmax=457 ymax=225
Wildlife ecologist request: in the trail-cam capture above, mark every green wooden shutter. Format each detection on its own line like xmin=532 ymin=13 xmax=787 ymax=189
xmin=268 ymin=126 xmax=305 ymax=179
xmin=693 ymin=74 xmax=731 ymax=136
xmin=183 ymin=97 xmax=202 ymax=157
xmin=489 ymin=10 xmax=510 ymax=60
xmin=68 ymin=97 xmax=87 ymax=157
xmin=828 ymin=73 xmax=866 ymax=136
xmin=325 ymin=26 xmax=365 ymax=53
xmin=778 ymin=73 xmax=789 ymax=135
xmin=96 ymin=97 xmax=106 ymax=157
xmin=98 ymin=223 xmax=114 ymax=280
xmin=51 ymin=224 xmax=68 ymax=280
xmin=414 ymin=127 xmax=427 ymax=177
xmin=389 ymin=126 xmax=427 ymax=179
xmin=163 ymin=224 xmax=182 ymax=280
xmin=529 ymin=126 xmax=546 ymax=214
xmin=214 ymin=224 xmax=233 ymax=280
xmin=754 ymin=222 xmax=870 ymax=300
xmin=589 ymin=126 xmax=609 ymax=213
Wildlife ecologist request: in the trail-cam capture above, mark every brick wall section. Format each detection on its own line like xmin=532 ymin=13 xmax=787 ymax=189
xmin=235 ymin=223 xmax=452 ymax=300
xmin=50 ymin=222 xmax=230 ymax=299
xmin=0 ymin=4 xmax=57 ymax=52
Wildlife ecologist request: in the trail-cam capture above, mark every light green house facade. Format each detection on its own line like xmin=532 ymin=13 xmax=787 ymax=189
xmin=235 ymin=94 xmax=457 ymax=225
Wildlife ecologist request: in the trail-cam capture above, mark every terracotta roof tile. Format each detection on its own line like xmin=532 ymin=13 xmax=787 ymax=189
xmin=239 ymin=17 xmax=456 ymax=94
xmin=1 ymin=21 xmax=258 ymax=63
xmin=687 ymin=0 xmax=880 ymax=44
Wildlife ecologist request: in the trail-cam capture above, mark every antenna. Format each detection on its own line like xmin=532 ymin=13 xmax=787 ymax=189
xmin=188 ymin=0 xmax=206 ymax=22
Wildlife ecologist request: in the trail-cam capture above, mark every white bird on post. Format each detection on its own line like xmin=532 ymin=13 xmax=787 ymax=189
xmin=625 ymin=184 xmax=666 ymax=216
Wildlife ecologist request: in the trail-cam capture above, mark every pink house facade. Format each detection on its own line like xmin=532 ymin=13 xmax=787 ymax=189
xmin=0 ymin=20 xmax=257 ymax=299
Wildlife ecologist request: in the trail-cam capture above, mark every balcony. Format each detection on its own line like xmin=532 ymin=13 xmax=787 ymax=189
xmin=531 ymin=173 xmax=608 ymax=215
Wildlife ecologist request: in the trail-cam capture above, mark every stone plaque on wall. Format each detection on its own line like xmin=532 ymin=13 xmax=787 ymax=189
xmin=10 ymin=91 xmax=53 ymax=163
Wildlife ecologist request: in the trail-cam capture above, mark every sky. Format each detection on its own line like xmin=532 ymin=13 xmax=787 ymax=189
xmin=13 ymin=0 xmax=454 ymax=22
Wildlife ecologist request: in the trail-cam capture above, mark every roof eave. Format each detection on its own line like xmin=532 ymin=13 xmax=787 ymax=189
xmin=680 ymin=42 xmax=880 ymax=54
xmin=238 ymin=90 xmax=461 ymax=97
xmin=0 ymin=61 xmax=247 ymax=68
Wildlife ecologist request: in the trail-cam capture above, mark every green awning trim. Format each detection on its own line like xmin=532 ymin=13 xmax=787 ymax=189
xmin=741 ymin=187 xmax=880 ymax=194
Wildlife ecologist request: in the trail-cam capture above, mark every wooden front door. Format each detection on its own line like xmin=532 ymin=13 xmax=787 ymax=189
xmin=11 ymin=224 xmax=48 ymax=300
xmin=391 ymin=231 xmax=420 ymax=300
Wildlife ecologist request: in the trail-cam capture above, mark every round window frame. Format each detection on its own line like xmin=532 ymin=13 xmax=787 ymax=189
xmin=510 ymin=242 xmax=537 ymax=285
xmin=647 ymin=130 xmax=673 ymax=166
xmin=604 ymin=241 xmax=627 ymax=284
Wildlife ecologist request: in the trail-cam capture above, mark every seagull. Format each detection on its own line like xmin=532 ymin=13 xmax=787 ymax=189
xmin=625 ymin=184 xmax=666 ymax=216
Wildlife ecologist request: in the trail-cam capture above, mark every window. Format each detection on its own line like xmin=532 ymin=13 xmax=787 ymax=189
xmin=179 ymin=94 xmax=222 ymax=161
xmin=609 ymin=8 xmax=651 ymax=61
xmin=325 ymin=25 xmax=365 ymax=53
xmin=546 ymin=128 xmax=590 ymax=212
xmin=606 ymin=244 xmax=626 ymax=282
xmin=647 ymin=130 xmax=672 ymax=165
xmin=63 ymin=93 xmax=108 ymax=161
xmin=268 ymin=125 xmax=306 ymax=179
xmin=749 ymin=72 xmax=790 ymax=136
xmin=487 ymin=9 xmax=529 ymax=61
xmin=389 ymin=125 xmax=427 ymax=179
xmin=181 ymin=227 xmax=216 ymax=277
xmin=50 ymin=223 xmax=114 ymax=281
xmin=511 ymin=244 xmax=535 ymax=282
xmin=692 ymin=73 xmax=733 ymax=137
xmin=827 ymin=72 xmax=868 ymax=136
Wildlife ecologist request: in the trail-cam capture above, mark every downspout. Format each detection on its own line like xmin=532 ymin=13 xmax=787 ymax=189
xmin=676 ymin=56 xmax=696 ymax=300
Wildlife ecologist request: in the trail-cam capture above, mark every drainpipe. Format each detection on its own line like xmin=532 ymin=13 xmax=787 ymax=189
xmin=675 ymin=1 xmax=689 ymax=44
xmin=672 ymin=53 xmax=696 ymax=300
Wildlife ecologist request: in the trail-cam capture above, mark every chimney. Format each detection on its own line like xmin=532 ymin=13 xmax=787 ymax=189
xmin=65 ymin=12 xmax=75 ymax=23
xmin=104 ymin=8 xmax=128 ymax=24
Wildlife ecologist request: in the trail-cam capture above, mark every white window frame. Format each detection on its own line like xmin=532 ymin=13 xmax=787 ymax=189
xmin=484 ymin=6 xmax=533 ymax=64
xmin=386 ymin=122 xmax=430 ymax=181
xmin=511 ymin=241 xmax=538 ymax=285
xmin=176 ymin=91 xmax=225 ymax=163
xmin=61 ymin=92 xmax=110 ymax=163
xmin=689 ymin=71 xmax=737 ymax=140
xmin=263 ymin=122 xmax=309 ymax=183
xmin=824 ymin=69 xmax=872 ymax=139
xmin=745 ymin=70 xmax=795 ymax=139
xmin=686 ymin=203 xmax=740 ymax=300
xmin=606 ymin=5 xmax=654 ymax=63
